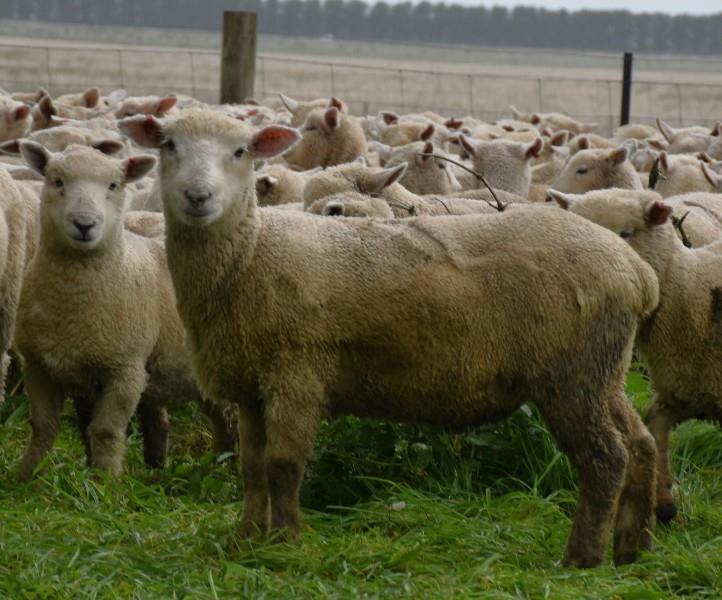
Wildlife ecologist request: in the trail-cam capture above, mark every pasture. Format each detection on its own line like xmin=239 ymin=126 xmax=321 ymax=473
xmin=1 ymin=368 xmax=721 ymax=598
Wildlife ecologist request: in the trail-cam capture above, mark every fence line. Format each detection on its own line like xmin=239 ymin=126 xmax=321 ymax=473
xmin=0 ymin=42 xmax=720 ymax=136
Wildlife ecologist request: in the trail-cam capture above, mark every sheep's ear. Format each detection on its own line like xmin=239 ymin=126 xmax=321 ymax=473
xmin=12 ymin=105 xmax=30 ymax=123
xmin=369 ymin=162 xmax=407 ymax=194
xmin=92 ymin=139 xmax=125 ymax=156
xmin=279 ymin=94 xmax=299 ymax=114
xmin=711 ymin=122 xmax=722 ymax=137
xmin=509 ymin=105 xmax=523 ymax=120
xmin=420 ymin=141 xmax=434 ymax=162
xmin=419 ymin=124 xmax=435 ymax=142
xmin=118 ymin=115 xmax=165 ymax=148
xmin=244 ymin=97 xmax=259 ymax=105
xmin=580 ymin=122 xmax=598 ymax=133
xmin=621 ymin=139 xmax=638 ymax=156
xmin=380 ymin=111 xmax=399 ymax=126
xmin=123 ymin=155 xmax=156 ymax=183
xmin=525 ymin=138 xmax=543 ymax=159
xmin=648 ymin=138 xmax=667 ymax=151
xmin=530 ymin=113 xmax=542 ymax=125
xmin=501 ymin=124 xmax=515 ymax=132
xmin=697 ymin=151 xmax=712 ymax=163
xmin=352 ymin=155 xmax=368 ymax=166
xmin=656 ymin=118 xmax=674 ymax=142
xmin=19 ymin=141 xmax=52 ymax=176
xmin=546 ymin=189 xmax=575 ymax=209
xmin=50 ymin=115 xmax=76 ymax=126
xmin=550 ymin=130 xmax=568 ymax=146
xmin=608 ymin=146 xmax=628 ymax=166
xmin=646 ymin=200 xmax=672 ymax=226
xmin=702 ymin=162 xmax=722 ymax=191
xmin=577 ymin=136 xmax=590 ymax=150
xmin=37 ymin=95 xmax=56 ymax=119
xmin=155 ymin=94 xmax=177 ymax=116
xmin=82 ymin=87 xmax=100 ymax=108
xmin=329 ymin=96 xmax=344 ymax=112
xmin=0 ymin=139 xmax=21 ymax=155
xmin=458 ymin=134 xmax=477 ymax=158
xmin=658 ymin=151 xmax=669 ymax=174
xmin=322 ymin=201 xmax=345 ymax=217
xmin=255 ymin=174 xmax=278 ymax=196
xmin=445 ymin=118 xmax=463 ymax=130
xmin=324 ymin=107 xmax=340 ymax=130
xmin=250 ymin=125 xmax=301 ymax=159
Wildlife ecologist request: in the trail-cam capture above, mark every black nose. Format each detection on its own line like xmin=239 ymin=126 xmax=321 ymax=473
xmin=184 ymin=189 xmax=212 ymax=207
xmin=73 ymin=219 xmax=95 ymax=239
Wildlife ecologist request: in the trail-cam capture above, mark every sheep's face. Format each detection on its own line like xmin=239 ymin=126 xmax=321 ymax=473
xmin=654 ymin=153 xmax=714 ymax=197
xmin=302 ymin=162 xmax=407 ymax=207
xmin=385 ymin=142 xmax=460 ymax=195
xmin=119 ymin=112 xmax=300 ymax=228
xmin=551 ymin=189 xmax=671 ymax=252
xmin=0 ymin=96 xmax=32 ymax=142
xmin=19 ymin=143 xmax=155 ymax=251
xmin=551 ymin=147 xmax=632 ymax=194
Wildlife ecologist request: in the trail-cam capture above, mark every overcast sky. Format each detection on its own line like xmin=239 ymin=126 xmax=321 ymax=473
xmin=391 ymin=0 xmax=721 ymax=16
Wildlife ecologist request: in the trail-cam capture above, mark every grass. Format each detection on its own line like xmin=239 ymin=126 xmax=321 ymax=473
xmin=1 ymin=366 xmax=720 ymax=598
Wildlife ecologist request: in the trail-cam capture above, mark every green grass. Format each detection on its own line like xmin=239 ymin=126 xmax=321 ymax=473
xmin=1 ymin=366 xmax=720 ymax=598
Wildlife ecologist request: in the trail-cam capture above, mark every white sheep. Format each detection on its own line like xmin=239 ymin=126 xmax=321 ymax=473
xmin=551 ymin=146 xmax=641 ymax=194
xmin=121 ymin=109 xmax=660 ymax=568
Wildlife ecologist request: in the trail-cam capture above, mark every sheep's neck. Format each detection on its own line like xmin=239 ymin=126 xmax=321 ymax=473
xmin=632 ymin=225 xmax=677 ymax=286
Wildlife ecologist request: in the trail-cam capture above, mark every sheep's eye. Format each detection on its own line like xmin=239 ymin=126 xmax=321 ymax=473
xmin=620 ymin=230 xmax=633 ymax=239
xmin=234 ymin=147 xmax=245 ymax=159
xmin=109 ymin=182 xmax=119 ymax=191
xmin=53 ymin=178 xmax=63 ymax=188
xmin=576 ymin=167 xmax=588 ymax=175
xmin=124 ymin=111 xmax=136 ymax=118
xmin=165 ymin=139 xmax=176 ymax=152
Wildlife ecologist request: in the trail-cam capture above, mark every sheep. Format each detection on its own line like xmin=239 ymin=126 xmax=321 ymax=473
xmin=551 ymin=146 xmax=641 ymax=194
xmin=121 ymin=109 xmax=660 ymax=567
xmin=112 ymin=93 xmax=179 ymax=119
xmin=306 ymin=192 xmax=394 ymax=218
xmin=509 ymin=106 xmax=597 ymax=135
xmin=378 ymin=121 xmax=440 ymax=148
xmin=279 ymin=95 xmax=347 ymax=129
xmin=14 ymin=143 xmax=236 ymax=479
xmin=0 ymin=125 xmax=126 ymax=157
xmin=663 ymin=193 xmax=722 ymax=247
xmin=56 ymin=87 xmax=101 ymax=109
xmin=255 ymin=164 xmax=320 ymax=207
xmin=458 ymin=135 xmax=542 ymax=197
xmin=31 ymin=95 xmax=103 ymax=131
xmin=655 ymin=118 xmax=712 ymax=155
xmin=0 ymin=95 xmax=32 ymax=142
xmin=284 ymin=103 xmax=366 ymax=170
xmin=614 ymin=124 xmax=658 ymax=141
xmin=378 ymin=141 xmax=461 ymax=195
xmin=568 ymin=134 xmax=617 ymax=155
xmin=702 ymin=162 xmax=722 ymax=192
xmin=653 ymin=152 xmax=717 ymax=197
xmin=0 ymin=168 xmax=36 ymax=399
xmin=550 ymin=187 xmax=722 ymax=523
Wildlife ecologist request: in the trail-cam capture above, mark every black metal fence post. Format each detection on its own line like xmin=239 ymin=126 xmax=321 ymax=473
xmin=620 ymin=52 xmax=633 ymax=126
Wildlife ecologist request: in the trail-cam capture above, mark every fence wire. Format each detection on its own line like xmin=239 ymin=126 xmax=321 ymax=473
xmin=0 ymin=42 xmax=720 ymax=136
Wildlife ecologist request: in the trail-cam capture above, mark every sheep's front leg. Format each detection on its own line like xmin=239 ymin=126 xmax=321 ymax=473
xmin=87 ymin=364 xmax=147 ymax=475
xmin=137 ymin=400 xmax=170 ymax=468
xmin=262 ymin=370 xmax=323 ymax=541
xmin=645 ymin=397 xmax=687 ymax=524
xmin=19 ymin=361 xmax=64 ymax=481
xmin=237 ymin=404 xmax=269 ymax=537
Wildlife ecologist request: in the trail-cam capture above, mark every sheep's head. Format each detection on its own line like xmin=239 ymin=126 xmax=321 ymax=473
xmin=549 ymin=188 xmax=672 ymax=255
xmin=113 ymin=94 xmax=178 ymax=119
xmin=551 ymin=146 xmax=638 ymax=194
xmin=653 ymin=152 xmax=716 ymax=197
xmin=383 ymin=141 xmax=460 ymax=195
xmin=119 ymin=110 xmax=299 ymax=227
xmin=458 ymin=135 xmax=541 ymax=195
xmin=0 ymin=96 xmax=32 ymax=142
xmin=20 ymin=142 xmax=155 ymax=251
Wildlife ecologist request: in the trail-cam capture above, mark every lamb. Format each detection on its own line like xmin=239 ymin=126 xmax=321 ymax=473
xmin=550 ymin=187 xmax=722 ymax=523
xmin=15 ymin=143 xmax=236 ymax=479
xmin=378 ymin=121 xmax=440 ymax=148
xmin=121 ymin=109 xmax=660 ymax=567
xmin=280 ymin=95 xmax=347 ymax=129
xmin=284 ymin=103 xmax=366 ymax=170
xmin=306 ymin=192 xmax=394 ymax=218
xmin=458 ymin=135 xmax=542 ymax=197
xmin=509 ymin=106 xmax=597 ymax=135
xmin=551 ymin=146 xmax=641 ymax=194
xmin=0 ymin=96 xmax=32 ymax=142
xmin=255 ymin=164 xmax=320 ymax=207
xmin=663 ymin=193 xmax=722 ymax=247
xmin=112 ymin=93 xmax=179 ymax=119
xmin=655 ymin=118 xmax=712 ymax=155
xmin=0 ymin=125 xmax=126 ymax=157
xmin=614 ymin=124 xmax=658 ymax=141
xmin=701 ymin=162 xmax=722 ymax=192
xmin=568 ymin=134 xmax=617 ymax=155
xmin=56 ymin=87 xmax=101 ymax=109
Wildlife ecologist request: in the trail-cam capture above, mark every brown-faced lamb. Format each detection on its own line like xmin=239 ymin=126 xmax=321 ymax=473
xmin=551 ymin=187 xmax=722 ymax=523
xmin=15 ymin=143 xmax=236 ymax=479
xmin=121 ymin=109 xmax=660 ymax=568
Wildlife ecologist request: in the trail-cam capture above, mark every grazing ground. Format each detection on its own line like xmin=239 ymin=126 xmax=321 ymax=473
xmin=1 ymin=365 xmax=720 ymax=598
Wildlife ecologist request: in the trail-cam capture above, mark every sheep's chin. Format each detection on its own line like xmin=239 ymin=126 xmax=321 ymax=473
xmin=175 ymin=203 xmax=223 ymax=227
xmin=65 ymin=233 xmax=102 ymax=251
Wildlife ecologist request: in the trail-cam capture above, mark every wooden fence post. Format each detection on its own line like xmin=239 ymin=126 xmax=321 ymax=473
xmin=220 ymin=11 xmax=257 ymax=104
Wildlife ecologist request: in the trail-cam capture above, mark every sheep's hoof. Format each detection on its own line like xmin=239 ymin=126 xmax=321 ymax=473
xmin=613 ymin=550 xmax=638 ymax=566
xmin=655 ymin=503 xmax=678 ymax=524
xmin=562 ymin=550 xmax=604 ymax=569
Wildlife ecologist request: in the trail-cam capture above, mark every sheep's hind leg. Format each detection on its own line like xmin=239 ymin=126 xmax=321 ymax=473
xmin=537 ymin=391 xmax=628 ymax=568
xmin=201 ymin=397 xmax=239 ymax=455
xmin=19 ymin=361 xmax=64 ymax=481
xmin=237 ymin=404 xmax=270 ymax=537
xmin=608 ymin=388 xmax=657 ymax=565
xmin=137 ymin=400 xmax=170 ymax=469
xmin=645 ymin=397 xmax=687 ymax=524
xmin=72 ymin=396 xmax=94 ymax=466
xmin=86 ymin=364 xmax=147 ymax=475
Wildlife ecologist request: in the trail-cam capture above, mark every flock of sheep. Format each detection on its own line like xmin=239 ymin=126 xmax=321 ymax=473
xmin=0 ymin=84 xmax=720 ymax=569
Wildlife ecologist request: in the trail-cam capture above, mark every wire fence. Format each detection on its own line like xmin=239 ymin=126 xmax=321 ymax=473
xmin=0 ymin=41 xmax=720 ymax=136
